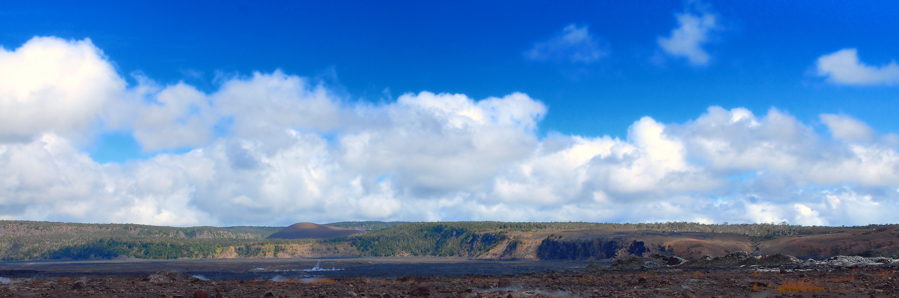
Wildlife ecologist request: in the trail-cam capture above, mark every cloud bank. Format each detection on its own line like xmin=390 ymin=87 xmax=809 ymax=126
xmin=816 ymin=48 xmax=899 ymax=86
xmin=2 ymin=37 xmax=898 ymax=226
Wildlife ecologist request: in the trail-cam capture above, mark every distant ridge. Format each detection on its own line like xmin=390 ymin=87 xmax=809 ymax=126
xmin=5 ymin=220 xmax=898 ymax=261
xmin=267 ymin=222 xmax=363 ymax=239
xmin=326 ymin=221 xmax=407 ymax=231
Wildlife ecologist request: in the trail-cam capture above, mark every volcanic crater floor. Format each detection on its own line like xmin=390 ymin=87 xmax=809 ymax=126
xmin=1 ymin=258 xmax=898 ymax=297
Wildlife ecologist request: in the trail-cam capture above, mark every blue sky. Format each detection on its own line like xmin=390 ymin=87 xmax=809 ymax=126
xmin=1 ymin=1 xmax=898 ymax=226
xmin=4 ymin=0 xmax=897 ymax=147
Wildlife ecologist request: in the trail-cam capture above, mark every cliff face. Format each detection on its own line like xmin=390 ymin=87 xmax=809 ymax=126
xmin=480 ymin=232 xmax=677 ymax=261
xmin=522 ymin=231 xmax=753 ymax=260
xmin=457 ymin=232 xmax=502 ymax=257
xmin=8 ymin=221 xmax=899 ymax=261
xmin=536 ymin=237 xmax=649 ymax=260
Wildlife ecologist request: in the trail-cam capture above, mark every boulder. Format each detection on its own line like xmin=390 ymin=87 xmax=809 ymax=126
xmin=611 ymin=256 xmax=646 ymax=270
xmin=643 ymin=261 xmax=660 ymax=269
xmin=409 ymin=285 xmax=430 ymax=297
xmin=71 ymin=280 xmax=86 ymax=290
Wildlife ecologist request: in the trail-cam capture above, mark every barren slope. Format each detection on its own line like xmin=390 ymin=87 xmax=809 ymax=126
xmin=267 ymin=222 xmax=363 ymax=239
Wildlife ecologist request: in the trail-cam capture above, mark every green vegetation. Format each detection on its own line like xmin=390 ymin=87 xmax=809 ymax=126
xmin=37 ymin=238 xmax=317 ymax=260
xmin=3 ymin=220 xmax=895 ymax=261
xmin=335 ymin=221 xmax=815 ymax=257
xmin=338 ymin=222 xmax=508 ymax=257
xmin=325 ymin=221 xmax=407 ymax=231
xmin=0 ymin=220 xmax=284 ymax=261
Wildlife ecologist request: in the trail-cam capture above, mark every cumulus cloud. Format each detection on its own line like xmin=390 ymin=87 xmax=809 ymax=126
xmin=213 ymin=71 xmax=344 ymax=143
xmin=657 ymin=3 xmax=719 ymax=66
xmin=820 ymin=114 xmax=874 ymax=143
xmin=678 ymin=107 xmax=899 ymax=188
xmin=816 ymin=48 xmax=899 ymax=86
xmin=2 ymin=37 xmax=899 ymax=226
xmin=340 ymin=92 xmax=545 ymax=195
xmin=0 ymin=37 xmax=125 ymax=142
xmin=525 ymin=24 xmax=607 ymax=64
xmin=128 ymin=81 xmax=217 ymax=151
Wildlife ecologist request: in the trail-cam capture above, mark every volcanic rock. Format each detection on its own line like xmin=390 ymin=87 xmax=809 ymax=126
xmin=409 ymin=285 xmax=430 ymax=296
xmin=144 ymin=270 xmax=191 ymax=284
xmin=71 ymin=280 xmax=85 ymax=290
xmin=755 ymin=254 xmax=799 ymax=266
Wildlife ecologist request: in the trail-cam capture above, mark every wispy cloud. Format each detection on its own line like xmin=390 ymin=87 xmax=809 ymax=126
xmin=525 ymin=24 xmax=607 ymax=64
xmin=816 ymin=48 xmax=899 ymax=86
xmin=657 ymin=2 xmax=719 ymax=66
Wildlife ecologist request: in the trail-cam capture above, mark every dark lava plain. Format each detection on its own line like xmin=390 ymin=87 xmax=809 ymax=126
xmin=2 ymin=258 xmax=899 ymax=297
xmin=0 ymin=258 xmax=587 ymax=280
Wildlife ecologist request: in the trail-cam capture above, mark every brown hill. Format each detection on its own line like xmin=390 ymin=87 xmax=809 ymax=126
xmin=267 ymin=222 xmax=363 ymax=239
xmin=760 ymin=226 xmax=899 ymax=257
xmin=481 ymin=226 xmax=899 ymax=260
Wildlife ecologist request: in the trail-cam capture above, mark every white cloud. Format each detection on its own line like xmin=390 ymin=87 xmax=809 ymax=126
xmin=129 ymin=82 xmax=217 ymax=151
xmin=820 ymin=188 xmax=893 ymax=226
xmin=213 ymin=71 xmax=343 ymax=142
xmin=0 ymin=37 xmax=125 ymax=142
xmin=525 ymin=24 xmax=607 ymax=64
xmin=657 ymin=4 xmax=719 ymax=66
xmin=490 ymin=135 xmax=618 ymax=205
xmin=816 ymin=48 xmax=899 ymax=86
xmin=0 ymin=133 xmax=214 ymax=226
xmin=820 ymin=114 xmax=874 ymax=143
xmin=793 ymin=204 xmax=827 ymax=226
xmin=2 ymin=37 xmax=899 ymax=226
xmin=585 ymin=116 xmax=717 ymax=197
xmin=340 ymin=91 xmax=545 ymax=195
xmin=679 ymin=107 xmax=899 ymax=188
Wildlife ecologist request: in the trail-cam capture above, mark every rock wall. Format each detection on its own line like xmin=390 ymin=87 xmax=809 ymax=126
xmin=536 ymin=237 xmax=650 ymax=260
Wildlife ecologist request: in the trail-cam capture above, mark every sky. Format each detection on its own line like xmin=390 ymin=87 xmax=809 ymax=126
xmin=1 ymin=1 xmax=898 ymax=226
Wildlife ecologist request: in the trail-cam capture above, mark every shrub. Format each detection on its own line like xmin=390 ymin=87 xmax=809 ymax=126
xmin=777 ymin=280 xmax=824 ymax=293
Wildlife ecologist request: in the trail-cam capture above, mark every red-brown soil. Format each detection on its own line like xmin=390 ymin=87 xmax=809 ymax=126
xmin=2 ymin=266 xmax=897 ymax=297
xmin=760 ymin=227 xmax=899 ymax=258
xmin=267 ymin=222 xmax=363 ymax=239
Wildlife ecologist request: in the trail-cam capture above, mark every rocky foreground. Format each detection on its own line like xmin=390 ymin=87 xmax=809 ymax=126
xmin=1 ymin=255 xmax=898 ymax=297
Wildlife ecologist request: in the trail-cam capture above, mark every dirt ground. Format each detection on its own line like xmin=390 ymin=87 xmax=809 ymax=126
xmin=1 ymin=265 xmax=898 ymax=297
